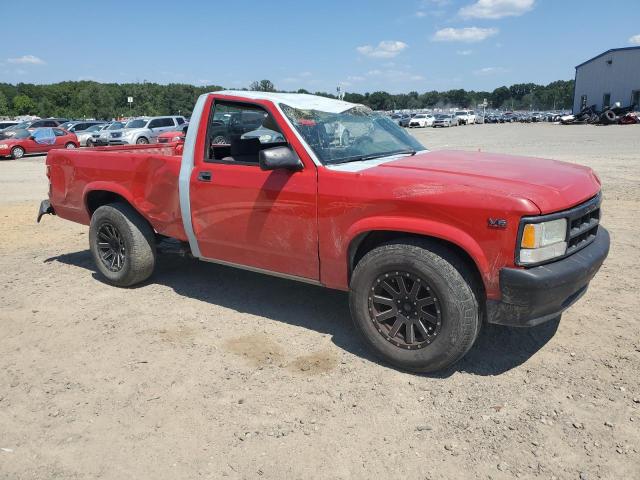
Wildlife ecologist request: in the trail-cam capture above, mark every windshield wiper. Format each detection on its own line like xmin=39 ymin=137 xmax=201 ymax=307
xmin=329 ymin=149 xmax=417 ymax=165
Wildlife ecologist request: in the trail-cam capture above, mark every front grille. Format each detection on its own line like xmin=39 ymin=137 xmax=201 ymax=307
xmin=158 ymin=138 xmax=169 ymax=143
xmin=111 ymin=132 xmax=122 ymax=138
xmin=565 ymin=195 xmax=600 ymax=255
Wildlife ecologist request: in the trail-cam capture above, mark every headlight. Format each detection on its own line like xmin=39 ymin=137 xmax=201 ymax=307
xmin=519 ymin=218 xmax=567 ymax=264
xmin=0 ymin=144 xmax=8 ymax=149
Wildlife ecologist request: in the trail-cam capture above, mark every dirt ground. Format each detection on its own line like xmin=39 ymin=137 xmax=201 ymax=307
xmin=1 ymin=123 xmax=639 ymax=480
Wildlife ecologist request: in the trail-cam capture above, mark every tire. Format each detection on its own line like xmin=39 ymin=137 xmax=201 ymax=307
xmin=11 ymin=146 xmax=25 ymax=159
xmin=86 ymin=139 xmax=94 ymax=147
xmin=136 ymin=137 xmax=149 ymax=145
xmin=65 ymin=142 xmax=77 ymax=149
xmin=89 ymin=203 xmax=156 ymax=287
xmin=212 ymin=135 xmax=228 ymax=144
xmin=349 ymin=240 xmax=480 ymax=372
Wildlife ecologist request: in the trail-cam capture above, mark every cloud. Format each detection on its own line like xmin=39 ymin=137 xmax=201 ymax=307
xmin=473 ymin=66 xmax=508 ymax=75
xmin=629 ymin=34 xmax=640 ymax=45
xmin=366 ymin=68 xmax=424 ymax=82
xmin=459 ymin=0 xmax=534 ymax=19
xmin=7 ymin=54 xmax=45 ymax=65
xmin=356 ymin=41 xmax=408 ymax=58
xmin=457 ymin=49 xmax=473 ymax=55
xmin=432 ymin=27 xmax=498 ymax=42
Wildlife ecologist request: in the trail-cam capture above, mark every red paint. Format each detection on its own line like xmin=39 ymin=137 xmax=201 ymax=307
xmin=45 ymin=92 xmax=601 ymax=301
xmin=0 ymin=128 xmax=78 ymax=158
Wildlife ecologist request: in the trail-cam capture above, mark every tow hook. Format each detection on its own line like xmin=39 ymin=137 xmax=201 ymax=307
xmin=37 ymin=199 xmax=55 ymax=223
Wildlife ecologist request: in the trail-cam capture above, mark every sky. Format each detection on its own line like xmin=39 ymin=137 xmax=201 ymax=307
xmin=1 ymin=0 xmax=639 ymax=94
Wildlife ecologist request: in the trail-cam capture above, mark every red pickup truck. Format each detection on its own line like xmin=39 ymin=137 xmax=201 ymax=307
xmin=38 ymin=91 xmax=609 ymax=372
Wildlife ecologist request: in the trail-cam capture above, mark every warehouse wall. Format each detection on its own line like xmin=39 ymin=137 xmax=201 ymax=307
xmin=573 ymin=48 xmax=640 ymax=113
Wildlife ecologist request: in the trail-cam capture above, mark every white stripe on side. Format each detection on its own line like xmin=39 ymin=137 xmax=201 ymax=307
xmin=178 ymin=93 xmax=208 ymax=258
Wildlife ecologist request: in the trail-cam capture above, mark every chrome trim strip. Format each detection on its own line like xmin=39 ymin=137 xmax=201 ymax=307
xmin=178 ymin=93 xmax=208 ymax=258
xmin=200 ymin=256 xmax=323 ymax=286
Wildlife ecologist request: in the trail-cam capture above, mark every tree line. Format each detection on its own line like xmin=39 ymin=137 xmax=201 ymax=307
xmin=0 ymin=79 xmax=574 ymax=119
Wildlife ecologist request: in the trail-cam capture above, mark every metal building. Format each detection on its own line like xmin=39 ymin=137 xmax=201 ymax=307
xmin=573 ymin=47 xmax=640 ymax=113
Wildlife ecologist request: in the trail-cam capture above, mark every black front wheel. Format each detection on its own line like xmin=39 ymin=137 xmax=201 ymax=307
xmin=89 ymin=203 xmax=156 ymax=287
xmin=350 ymin=240 xmax=480 ymax=372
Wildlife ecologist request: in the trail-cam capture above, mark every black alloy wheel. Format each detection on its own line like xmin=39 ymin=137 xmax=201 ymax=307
xmin=368 ymin=271 xmax=442 ymax=350
xmin=96 ymin=222 xmax=126 ymax=272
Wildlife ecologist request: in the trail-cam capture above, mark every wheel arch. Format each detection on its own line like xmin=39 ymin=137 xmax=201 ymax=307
xmin=83 ymin=185 xmax=153 ymax=231
xmin=346 ymin=222 xmax=490 ymax=297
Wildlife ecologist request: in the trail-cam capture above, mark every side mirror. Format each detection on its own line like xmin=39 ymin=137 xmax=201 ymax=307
xmin=259 ymin=146 xmax=303 ymax=171
xmin=29 ymin=135 xmax=35 ymax=140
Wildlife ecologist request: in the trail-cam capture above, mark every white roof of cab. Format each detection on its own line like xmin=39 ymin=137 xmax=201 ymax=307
xmin=214 ymin=90 xmax=363 ymax=114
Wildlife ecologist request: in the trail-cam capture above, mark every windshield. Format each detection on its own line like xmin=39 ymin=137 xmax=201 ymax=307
xmin=125 ymin=119 xmax=147 ymax=129
xmin=11 ymin=129 xmax=31 ymax=139
xmin=107 ymin=122 xmax=125 ymax=130
xmin=281 ymin=104 xmax=424 ymax=165
xmin=86 ymin=125 xmax=103 ymax=132
xmin=455 ymin=111 xmax=465 ymax=116
xmin=5 ymin=121 xmax=30 ymax=131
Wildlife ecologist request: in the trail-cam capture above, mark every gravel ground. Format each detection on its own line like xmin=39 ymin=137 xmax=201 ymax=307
xmin=1 ymin=123 xmax=639 ymax=480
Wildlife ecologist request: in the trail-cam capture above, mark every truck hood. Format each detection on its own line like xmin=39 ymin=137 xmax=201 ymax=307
xmin=372 ymin=150 xmax=600 ymax=213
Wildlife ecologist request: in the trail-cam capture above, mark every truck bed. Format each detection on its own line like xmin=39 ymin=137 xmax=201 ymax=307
xmin=46 ymin=144 xmax=187 ymax=241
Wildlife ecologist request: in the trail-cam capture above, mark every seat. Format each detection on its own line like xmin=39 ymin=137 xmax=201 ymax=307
xmin=222 ymin=137 xmax=262 ymax=163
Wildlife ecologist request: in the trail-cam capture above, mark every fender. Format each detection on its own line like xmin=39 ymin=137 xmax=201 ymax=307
xmin=344 ymin=215 xmax=492 ymax=288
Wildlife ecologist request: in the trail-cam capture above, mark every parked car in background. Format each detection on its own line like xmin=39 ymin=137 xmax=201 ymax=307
xmin=157 ymin=124 xmax=189 ymax=144
xmin=408 ymin=113 xmax=434 ymax=128
xmin=1 ymin=118 xmax=69 ymax=137
xmin=432 ymin=114 xmax=457 ymax=127
xmin=59 ymin=120 xmax=106 ymax=133
xmin=454 ymin=110 xmax=476 ymax=125
xmin=0 ymin=127 xmax=78 ymax=159
xmin=0 ymin=121 xmax=19 ymax=130
xmin=398 ymin=115 xmax=412 ymax=127
xmin=96 ymin=116 xmax=187 ymax=146
xmin=77 ymin=124 xmax=108 ymax=146
xmin=87 ymin=122 xmax=126 ymax=146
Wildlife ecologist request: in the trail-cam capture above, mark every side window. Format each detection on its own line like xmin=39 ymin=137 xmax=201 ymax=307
xmin=176 ymin=117 xmax=185 ymax=125
xmin=53 ymin=129 xmax=66 ymax=137
xmin=150 ymin=118 xmax=174 ymax=128
xmin=206 ymin=102 xmax=286 ymax=164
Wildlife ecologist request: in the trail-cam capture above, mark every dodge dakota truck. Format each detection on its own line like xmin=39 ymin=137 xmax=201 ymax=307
xmin=38 ymin=91 xmax=610 ymax=372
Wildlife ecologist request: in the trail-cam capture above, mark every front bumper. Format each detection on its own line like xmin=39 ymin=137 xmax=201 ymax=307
xmin=486 ymin=227 xmax=610 ymax=327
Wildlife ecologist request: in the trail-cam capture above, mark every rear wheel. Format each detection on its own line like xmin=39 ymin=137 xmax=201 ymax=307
xmin=65 ymin=142 xmax=77 ymax=149
xmin=349 ymin=240 xmax=480 ymax=372
xmin=10 ymin=146 xmax=25 ymax=159
xmin=136 ymin=137 xmax=149 ymax=145
xmin=89 ymin=203 xmax=156 ymax=287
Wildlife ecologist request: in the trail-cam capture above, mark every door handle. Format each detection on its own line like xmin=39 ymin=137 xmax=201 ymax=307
xmin=198 ymin=171 xmax=212 ymax=182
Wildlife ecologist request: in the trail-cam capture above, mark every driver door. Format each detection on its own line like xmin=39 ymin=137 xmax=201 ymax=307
xmin=189 ymin=100 xmax=319 ymax=281
xmin=28 ymin=128 xmax=57 ymax=154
